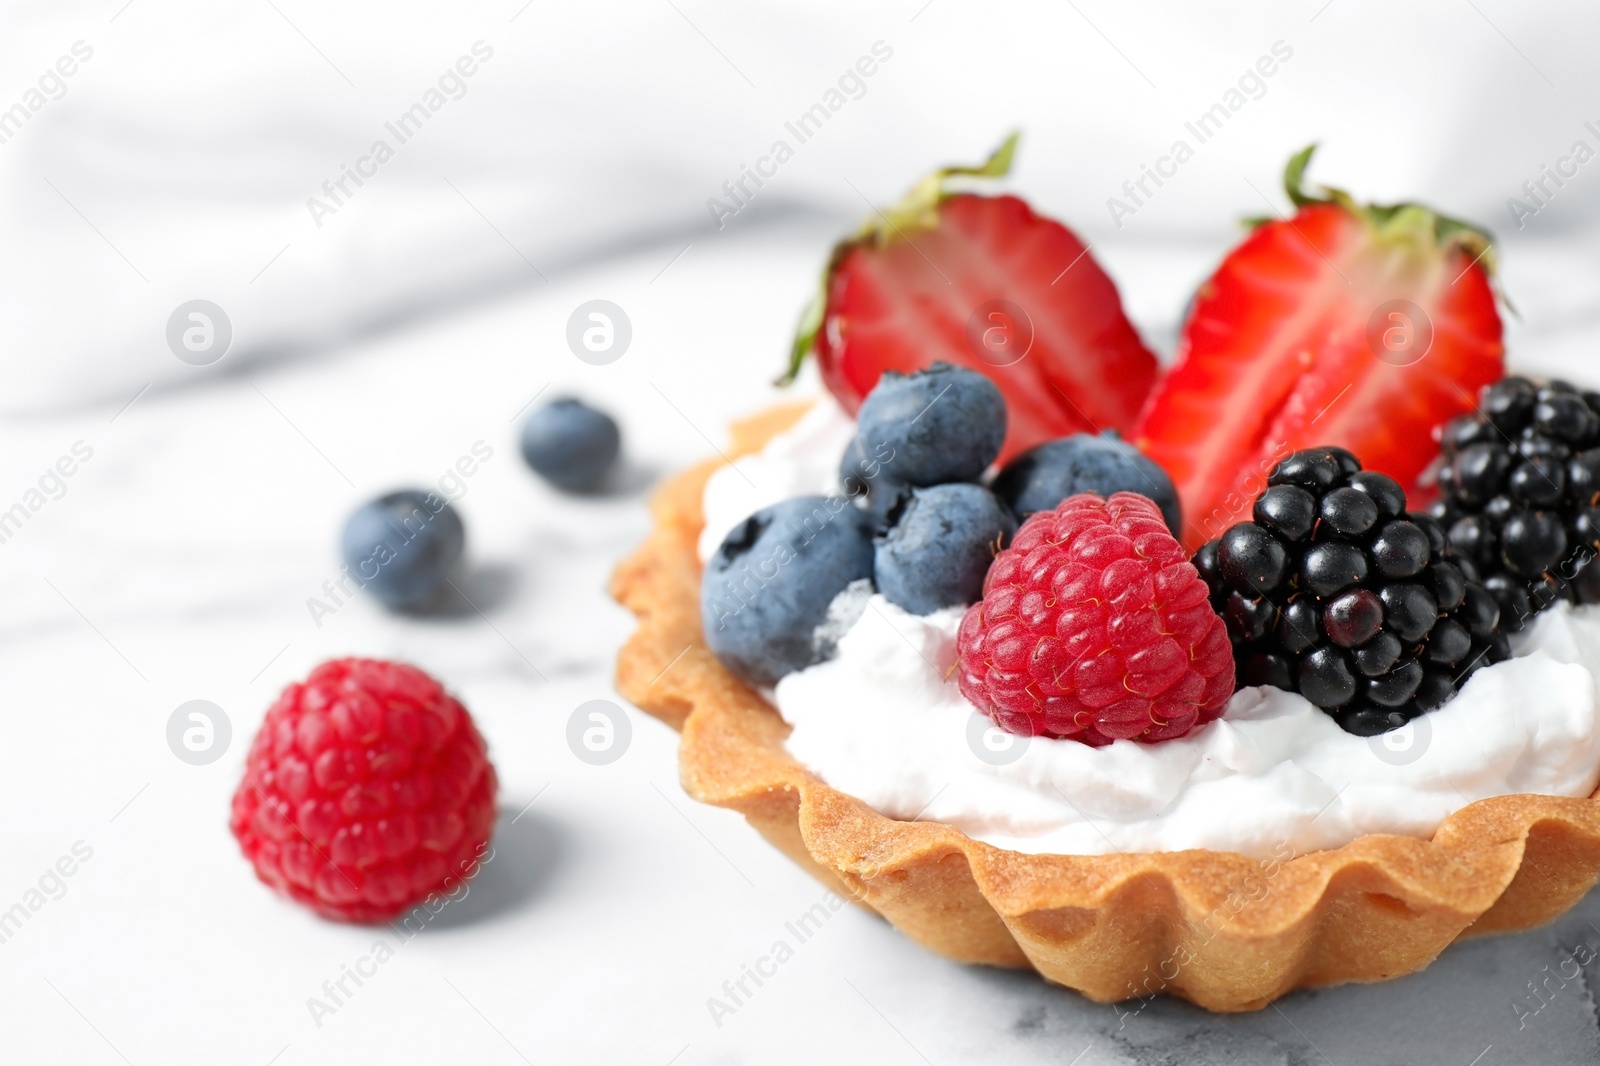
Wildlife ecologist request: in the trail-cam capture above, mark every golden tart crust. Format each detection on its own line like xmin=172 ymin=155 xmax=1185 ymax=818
xmin=610 ymin=402 xmax=1600 ymax=1012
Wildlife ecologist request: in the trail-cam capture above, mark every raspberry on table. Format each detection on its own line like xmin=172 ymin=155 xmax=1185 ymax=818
xmin=230 ymin=658 xmax=498 ymax=923
xmin=955 ymin=492 xmax=1235 ymax=746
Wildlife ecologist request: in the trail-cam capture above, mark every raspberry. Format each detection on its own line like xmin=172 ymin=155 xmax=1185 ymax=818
xmin=956 ymin=492 xmax=1234 ymax=746
xmin=230 ymin=658 xmax=498 ymax=923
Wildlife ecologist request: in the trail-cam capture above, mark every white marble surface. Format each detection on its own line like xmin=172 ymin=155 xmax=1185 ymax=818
xmin=0 ymin=220 xmax=1597 ymax=1066
xmin=7 ymin=2 xmax=1600 ymax=1061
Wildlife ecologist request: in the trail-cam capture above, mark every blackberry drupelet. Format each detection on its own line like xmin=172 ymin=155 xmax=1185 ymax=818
xmin=1196 ymin=447 xmax=1507 ymax=736
xmin=1430 ymin=377 xmax=1600 ymax=631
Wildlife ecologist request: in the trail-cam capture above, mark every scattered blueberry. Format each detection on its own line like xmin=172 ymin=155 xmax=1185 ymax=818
xmin=855 ymin=363 xmax=1005 ymax=486
xmin=701 ymin=495 xmax=876 ymax=686
xmin=990 ymin=431 xmax=1181 ymax=534
xmin=874 ymin=484 xmax=1017 ymax=615
xmin=341 ymin=490 xmax=465 ymax=609
xmin=520 ymin=398 xmax=620 ymax=491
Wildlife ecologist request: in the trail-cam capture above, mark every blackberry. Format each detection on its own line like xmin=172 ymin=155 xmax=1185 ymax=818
xmin=1196 ymin=447 xmax=1507 ymax=736
xmin=1430 ymin=376 xmax=1600 ymax=632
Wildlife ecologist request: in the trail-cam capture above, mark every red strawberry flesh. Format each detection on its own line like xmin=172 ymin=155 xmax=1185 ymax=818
xmin=1134 ymin=149 xmax=1504 ymax=550
xmin=818 ymin=193 xmax=1158 ymax=462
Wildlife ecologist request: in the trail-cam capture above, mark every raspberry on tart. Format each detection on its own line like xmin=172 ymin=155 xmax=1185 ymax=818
xmin=230 ymin=658 xmax=498 ymax=923
xmin=617 ymin=399 xmax=1600 ymax=1012
xmin=955 ymin=492 xmax=1235 ymax=745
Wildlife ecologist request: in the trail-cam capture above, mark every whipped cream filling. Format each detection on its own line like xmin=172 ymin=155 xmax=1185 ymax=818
xmin=700 ymin=396 xmax=1600 ymax=859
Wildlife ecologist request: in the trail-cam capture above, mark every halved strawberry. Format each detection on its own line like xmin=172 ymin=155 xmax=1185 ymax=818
xmin=783 ymin=135 xmax=1158 ymax=462
xmin=1133 ymin=146 xmax=1505 ymax=551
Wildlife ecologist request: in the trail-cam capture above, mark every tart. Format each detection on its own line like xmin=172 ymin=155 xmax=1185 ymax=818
xmin=612 ymin=403 xmax=1600 ymax=1013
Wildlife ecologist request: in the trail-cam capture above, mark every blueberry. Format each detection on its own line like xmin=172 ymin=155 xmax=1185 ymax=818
xmin=700 ymin=496 xmax=876 ymax=686
xmin=991 ymin=431 xmax=1181 ymax=533
xmin=341 ymin=490 xmax=465 ymax=609
xmin=520 ymin=398 xmax=620 ymax=491
xmin=840 ymin=436 xmax=911 ymax=530
xmin=874 ymin=484 xmax=1016 ymax=615
xmin=856 ymin=363 xmax=1005 ymax=486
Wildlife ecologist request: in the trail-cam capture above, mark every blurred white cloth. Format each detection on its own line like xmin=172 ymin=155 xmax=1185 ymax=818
xmin=3 ymin=0 xmax=1600 ymax=413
